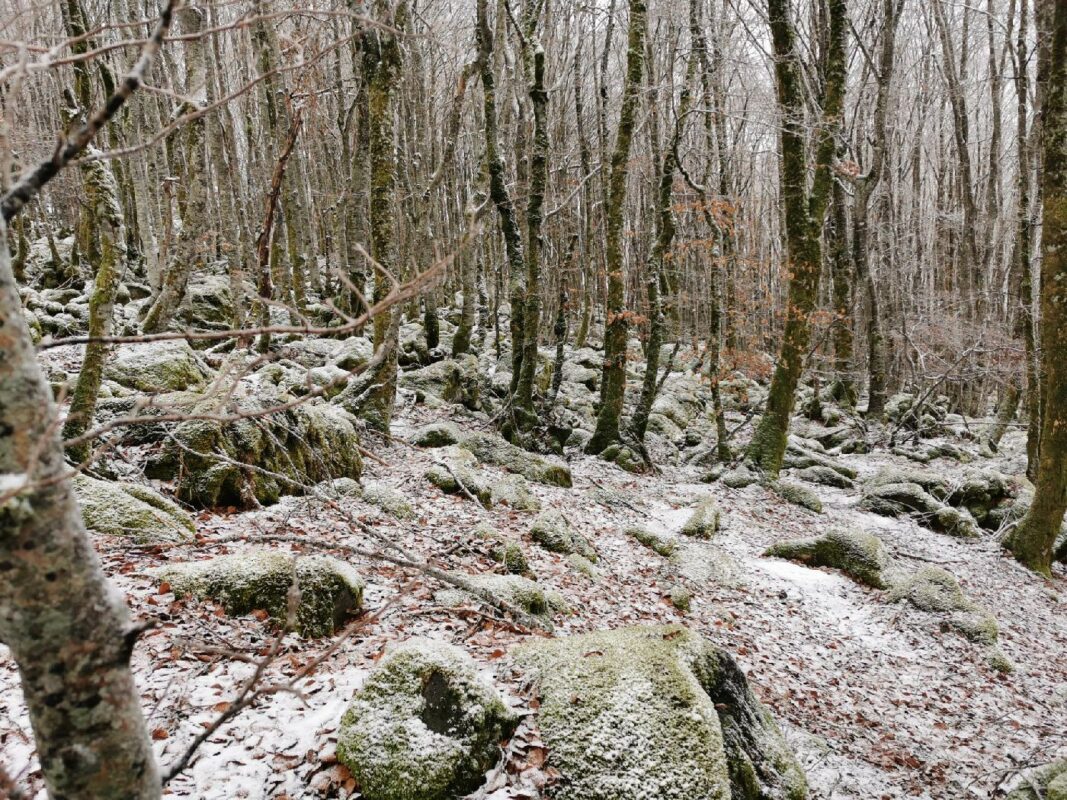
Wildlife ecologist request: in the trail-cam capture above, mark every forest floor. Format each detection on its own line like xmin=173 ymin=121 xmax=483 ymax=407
xmin=1 ymin=399 xmax=1065 ymax=799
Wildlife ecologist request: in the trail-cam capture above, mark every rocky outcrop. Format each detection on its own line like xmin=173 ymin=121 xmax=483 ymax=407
xmin=515 ymin=625 xmax=808 ymax=800
xmin=859 ymin=480 xmax=979 ymax=538
xmin=151 ymin=551 xmax=364 ymax=637
xmin=765 ymin=528 xmax=888 ymax=588
xmin=1006 ymin=760 xmax=1067 ymax=800
xmin=74 ymin=474 xmax=195 ymax=544
xmin=435 ymin=573 xmax=567 ymax=623
xmin=336 ymin=639 xmax=518 ymax=800
xmin=681 ymin=497 xmax=722 ymax=539
xmin=399 ymin=355 xmax=482 ymax=410
xmin=147 ymin=399 xmax=363 ymax=509
xmin=770 ymin=481 xmax=823 ymax=513
xmin=458 ymin=430 xmax=573 ymax=487
xmin=529 ymin=510 xmax=597 ymax=561
xmin=104 ymin=341 xmax=213 ymax=393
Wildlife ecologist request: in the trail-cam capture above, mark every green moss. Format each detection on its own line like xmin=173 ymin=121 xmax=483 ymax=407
xmin=361 ymin=481 xmax=415 ymax=519
xmin=491 ymin=540 xmax=533 ymax=577
xmin=867 ymin=467 xmax=950 ymax=500
xmin=1006 ymin=760 xmax=1067 ymax=800
xmin=515 ymin=625 xmax=807 ymax=800
xmin=765 ymin=528 xmax=888 ymax=588
xmin=74 ymin=475 xmax=194 ymax=544
xmin=411 ymin=422 xmax=461 ymax=448
xmin=722 ymin=464 xmax=761 ymax=489
xmin=399 ymin=355 xmax=482 ymax=411
xmin=489 ymin=474 xmax=541 ymax=511
xmin=670 ymin=584 xmax=692 ymax=612
xmin=567 ymin=553 xmax=600 ymax=580
xmin=424 ymin=446 xmax=492 ymax=507
xmin=436 ymin=573 xmax=567 ymax=620
xmin=529 ymin=510 xmax=597 ymax=561
xmin=152 ymin=551 xmax=364 ymax=637
xmin=337 ymin=639 xmax=518 ymax=800
xmin=458 ymin=431 xmax=573 ymax=487
xmin=149 ymin=400 xmax=363 ymax=509
xmin=681 ymin=498 xmax=722 ymax=539
xmin=859 ymin=482 xmax=943 ymax=517
xmin=771 ymin=481 xmax=823 ymax=513
xmin=104 ymin=341 xmax=212 ymax=393
xmin=625 ymin=525 xmax=678 ymax=557
xmin=888 ymin=566 xmax=999 ymax=645
xmin=794 ymin=466 xmax=853 ymax=489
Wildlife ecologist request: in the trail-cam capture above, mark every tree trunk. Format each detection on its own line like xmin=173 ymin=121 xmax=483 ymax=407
xmin=586 ymin=0 xmax=648 ymax=455
xmin=746 ymin=0 xmax=846 ymax=475
xmin=1005 ymin=0 xmax=1067 ymax=575
xmin=0 ymin=226 xmax=161 ymax=799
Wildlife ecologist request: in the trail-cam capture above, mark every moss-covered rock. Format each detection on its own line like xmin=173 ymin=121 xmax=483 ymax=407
xmin=145 ymin=395 xmax=363 ymax=510
xmin=424 ymin=446 xmax=493 ymax=507
xmin=794 ymin=465 xmax=853 ymax=489
xmin=399 ymin=355 xmax=482 ymax=410
xmin=671 ymin=542 xmax=743 ymax=588
xmin=681 ymin=497 xmax=722 ymax=538
xmin=888 ymin=566 xmax=1000 ymax=645
xmin=1006 ymin=760 xmax=1067 ymax=800
xmin=151 ymin=551 xmax=364 ymax=637
xmin=337 ymin=638 xmax=518 ymax=800
xmin=529 ymin=509 xmax=597 ymax=561
xmin=765 ymin=528 xmax=888 ymax=588
xmin=74 ymin=475 xmax=195 ymax=544
xmin=361 ymin=481 xmax=415 ymax=519
xmin=411 ymin=421 xmax=462 ymax=448
xmin=514 ymin=625 xmax=807 ymax=800
xmin=105 ymin=341 xmax=213 ymax=392
xmin=771 ymin=481 xmax=823 ymax=513
xmin=567 ymin=553 xmax=600 ymax=580
xmin=859 ymin=481 xmax=943 ymax=517
xmin=436 ymin=573 xmax=568 ymax=621
xmin=669 ymin=584 xmax=692 ymax=612
xmin=782 ymin=442 xmax=857 ymax=480
xmin=945 ymin=469 xmax=1016 ymax=527
xmin=723 ymin=463 xmax=761 ymax=489
xmin=490 ymin=474 xmax=541 ymax=511
xmin=458 ymin=431 xmax=572 ymax=488
xmin=866 ymin=467 xmax=950 ymax=500
xmin=626 ymin=524 xmax=678 ymax=557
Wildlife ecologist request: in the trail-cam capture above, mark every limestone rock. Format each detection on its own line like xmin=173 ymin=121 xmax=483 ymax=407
xmin=74 ymin=475 xmax=195 ymax=544
xmin=1007 ymin=760 xmax=1067 ymax=800
xmin=424 ymin=446 xmax=492 ymax=507
xmin=681 ymin=497 xmax=722 ymax=539
xmin=626 ymin=525 xmax=678 ymax=557
xmin=529 ymin=509 xmax=597 ymax=561
xmin=400 ymin=355 xmax=482 ymax=410
xmin=765 ymin=528 xmax=888 ymax=588
xmin=147 ymin=400 xmax=363 ymax=509
xmin=458 ymin=431 xmax=573 ymax=487
xmin=514 ymin=625 xmax=808 ymax=800
xmin=337 ymin=639 xmax=518 ymax=800
xmin=411 ymin=421 xmax=461 ymax=448
xmin=435 ymin=573 xmax=567 ymax=622
xmin=105 ymin=341 xmax=212 ymax=393
xmin=888 ymin=566 xmax=1000 ymax=646
xmin=771 ymin=481 xmax=823 ymax=513
xmin=152 ymin=551 xmax=364 ymax=637
xmin=360 ymin=481 xmax=415 ymax=519
xmin=795 ymin=465 xmax=853 ymax=489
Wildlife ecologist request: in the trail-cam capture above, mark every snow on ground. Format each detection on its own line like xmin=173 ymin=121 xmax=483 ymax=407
xmin=1 ymin=408 xmax=1065 ymax=799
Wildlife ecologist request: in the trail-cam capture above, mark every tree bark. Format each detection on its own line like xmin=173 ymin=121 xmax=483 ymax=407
xmin=746 ymin=0 xmax=846 ymax=475
xmin=1005 ymin=0 xmax=1067 ymax=575
xmin=587 ymin=0 xmax=648 ymax=455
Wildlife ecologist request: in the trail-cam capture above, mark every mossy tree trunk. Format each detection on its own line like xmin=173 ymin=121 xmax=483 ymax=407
xmin=352 ymin=0 xmax=407 ymax=433
xmin=1005 ymin=0 xmax=1067 ymax=575
xmin=746 ymin=0 xmax=846 ymax=476
xmin=827 ymin=179 xmax=855 ymax=406
xmin=0 ymin=237 xmax=160 ymax=799
xmin=586 ymin=0 xmax=648 ymax=455
xmin=514 ymin=4 xmax=549 ymax=425
xmin=476 ymin=0 xmax=526 ymax=399
xmin=62 ymin=157 xmax=127 ymax=462
xmin=631 ymin=17 xmax=696 ymax=445
xmin=141 ymin=5 xmax=208 ymax=333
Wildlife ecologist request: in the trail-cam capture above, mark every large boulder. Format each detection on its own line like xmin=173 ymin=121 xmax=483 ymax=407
xmin=681 ymin=497 xmax=722 ymax=539
xmin=888 ymin=567 xmax=1000 ymax=646
xmin=147 ymin=400 xmax=363 ymax=509
xmin=1007 ymin=761 xmax=1067 ymax=800
xmin=176 ymin=269 xmax=235 ymax=330
xmin=529 ymin=510 xmax=597 ymax=561
xmin=770 ymin=480 xmax=823 ymax=513
xmin=458 ymin=431 xmax=572 ymax=487
xmin=765 ymin=528 xmax=888 ymax=588
xmin=515 ymin=625 xmax=807 ymax=800
xmin=400 ymin=355 xmax=482 ymax=410
xmin=105 ymin=341 xmax=213 ymax=393
xmin=859 ymin=482 xmax=979 ymax=538
xmin=337 ymin=639 xmax=518 ymax=800
xmin=74 ymin=474 xmax=195 ymax=544
xmin=151 ymin=551 xmax=364 ymax=637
